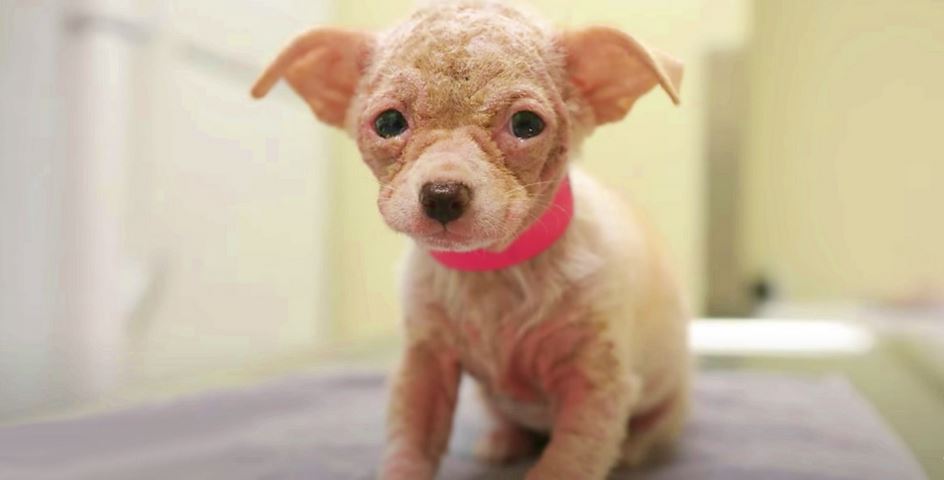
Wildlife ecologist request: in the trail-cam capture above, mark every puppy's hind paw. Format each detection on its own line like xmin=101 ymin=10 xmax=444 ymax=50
xmin=473 ymin=427 xmax=541 ymax=464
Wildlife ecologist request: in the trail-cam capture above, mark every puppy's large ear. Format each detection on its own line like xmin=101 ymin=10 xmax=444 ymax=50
xmin=562 ymin=26 xmax=683 ymax=125
xmin=251 ymin=28 xmax=374 ymax=128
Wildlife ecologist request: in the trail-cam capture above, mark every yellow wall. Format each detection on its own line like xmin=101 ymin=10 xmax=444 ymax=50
xmin=328 ymin=3 xmax=417 ymax=343
xmin=744 ymin=0 xmax=944 ymax=301
xmin=326 ymin=1 xmax=746 ymax=342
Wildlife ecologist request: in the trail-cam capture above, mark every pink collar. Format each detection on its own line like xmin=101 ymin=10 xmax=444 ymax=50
xmin=428 ymin=177 xmax=574 ymax=271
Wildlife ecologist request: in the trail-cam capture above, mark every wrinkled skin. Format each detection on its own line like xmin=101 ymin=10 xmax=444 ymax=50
xmin=356 ymin=3 xmax=576 ymax=253
xmin=252 ymin=2 xmax=689 ymax=479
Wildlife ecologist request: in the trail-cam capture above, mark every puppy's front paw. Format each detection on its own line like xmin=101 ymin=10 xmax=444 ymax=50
xmin=378 ymin=452 xmax=435 ymax=480
xmin=524 ymin=464 xmax=574 ymax=480
xmin=474 ymin=426 xmax=539 ymax=464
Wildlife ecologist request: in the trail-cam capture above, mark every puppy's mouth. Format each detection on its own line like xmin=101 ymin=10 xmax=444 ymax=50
xmin=414 ymin=224 xmax=492 ymax=252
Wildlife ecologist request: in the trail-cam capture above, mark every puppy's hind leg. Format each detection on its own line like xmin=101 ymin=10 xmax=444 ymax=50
xmin=618 ymin=380 xmax=690 ymax=468
xmin=473 ymin=387 xmax=544 ymax=464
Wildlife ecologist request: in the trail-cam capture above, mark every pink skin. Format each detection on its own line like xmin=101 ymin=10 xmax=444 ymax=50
xmin=396 ymin=298 xmax=638 ymax=480
xmin=381 ymin=331 xmax=462 ymax=479
xmin=492 ymin=315 xmax=635 ymax=480
xmin=359 ymin=85 xmax=564 ymax=253
xmin=373 ymin=129 xmax=524 ymax=252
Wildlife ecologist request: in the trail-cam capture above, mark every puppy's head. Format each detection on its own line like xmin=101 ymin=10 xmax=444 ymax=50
xmin=252 ymin=1 xmax=681 ymax=252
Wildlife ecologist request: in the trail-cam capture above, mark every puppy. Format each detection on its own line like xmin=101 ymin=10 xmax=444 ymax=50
xmin=252 ymin=2 xmax=689 ymax=479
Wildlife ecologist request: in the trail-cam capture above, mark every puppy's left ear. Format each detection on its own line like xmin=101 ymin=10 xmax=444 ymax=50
xmin=251 ymin=28 xmax=374 ymax=128
xmin=562 ymin=26 xmax=683 ymax=125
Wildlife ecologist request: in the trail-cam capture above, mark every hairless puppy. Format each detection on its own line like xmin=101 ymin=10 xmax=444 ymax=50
xmin=252 ymin=2 xmax=689 ymax=479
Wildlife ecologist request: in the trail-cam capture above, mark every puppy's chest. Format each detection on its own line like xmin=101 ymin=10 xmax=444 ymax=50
xmin=441 ymin=293 xmax=594 ymax=405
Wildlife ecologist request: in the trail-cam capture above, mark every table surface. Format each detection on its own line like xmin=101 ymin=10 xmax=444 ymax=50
xmin=3 ymin=318 xmax=941 ymax=479
xmin=704 ymin=334 xmax=944 ymax=480
xmin=0 ymin=370 xmax=927 ymax=480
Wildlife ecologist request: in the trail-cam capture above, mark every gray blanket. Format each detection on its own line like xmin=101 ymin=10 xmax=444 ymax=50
xmin=0 ymin=371 xmax=926 ymax=479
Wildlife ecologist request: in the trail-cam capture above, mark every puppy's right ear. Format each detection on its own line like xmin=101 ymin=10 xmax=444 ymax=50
xmin=251 ymin=28 xmax=374 ymax=128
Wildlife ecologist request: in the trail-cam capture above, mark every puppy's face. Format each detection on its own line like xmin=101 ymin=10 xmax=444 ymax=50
xmin=252 ymin=1 xmax=682 ymax=252
xmin=355 ymin=4 xmax=570 ymax=252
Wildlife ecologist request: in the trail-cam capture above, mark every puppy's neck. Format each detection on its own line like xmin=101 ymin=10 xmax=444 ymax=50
xmin=428 ymin=176 xmax=573 ymax=271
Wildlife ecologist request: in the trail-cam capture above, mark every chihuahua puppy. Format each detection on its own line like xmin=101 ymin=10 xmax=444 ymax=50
xmin=252 ymin=1 xmax=689 ymax=479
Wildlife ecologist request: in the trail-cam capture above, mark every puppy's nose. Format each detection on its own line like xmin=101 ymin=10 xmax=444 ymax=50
xmin=420 ymin=182 xmax=471 ymax=224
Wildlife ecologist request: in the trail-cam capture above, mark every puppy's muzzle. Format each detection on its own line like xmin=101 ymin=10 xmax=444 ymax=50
xmin=420 ymin=182 xmax=471 ymax=225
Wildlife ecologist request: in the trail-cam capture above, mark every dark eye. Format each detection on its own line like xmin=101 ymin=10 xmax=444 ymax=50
xmin=373 ymin=109 xmax=408 ymax=138
xmin=510 ymin=111 xmax=545 ymax=139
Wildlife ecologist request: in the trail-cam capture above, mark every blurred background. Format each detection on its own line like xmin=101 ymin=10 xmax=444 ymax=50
xmin=2 ymin=0 xmax=943 ymax=474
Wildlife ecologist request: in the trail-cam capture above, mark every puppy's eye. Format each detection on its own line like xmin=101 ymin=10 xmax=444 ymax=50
xmin=374 ymin=109 xmax=408 ymax=138
xmin=510 ymin=111 xmax=545 ymax=139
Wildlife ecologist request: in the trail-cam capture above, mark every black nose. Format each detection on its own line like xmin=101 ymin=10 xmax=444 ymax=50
xmin=420 ymin=182 xmax=471 ymax=224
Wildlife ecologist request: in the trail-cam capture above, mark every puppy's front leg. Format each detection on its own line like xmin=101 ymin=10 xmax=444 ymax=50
xmin=380 ymin=337 xmax=461 ymax=480
xmin=527 ymin=358 xmax=636 ymax=480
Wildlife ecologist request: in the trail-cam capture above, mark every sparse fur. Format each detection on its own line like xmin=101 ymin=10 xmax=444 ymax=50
xmin=252 ymin=2 xmax=689 ymax=479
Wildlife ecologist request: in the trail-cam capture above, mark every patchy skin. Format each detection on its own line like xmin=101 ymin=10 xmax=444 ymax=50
xmin=252 ymin=1 xmax=688 ymax=479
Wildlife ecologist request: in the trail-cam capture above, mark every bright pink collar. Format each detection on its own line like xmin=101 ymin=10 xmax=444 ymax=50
xmin=428 ymin=177 xmax=573 ymax=271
